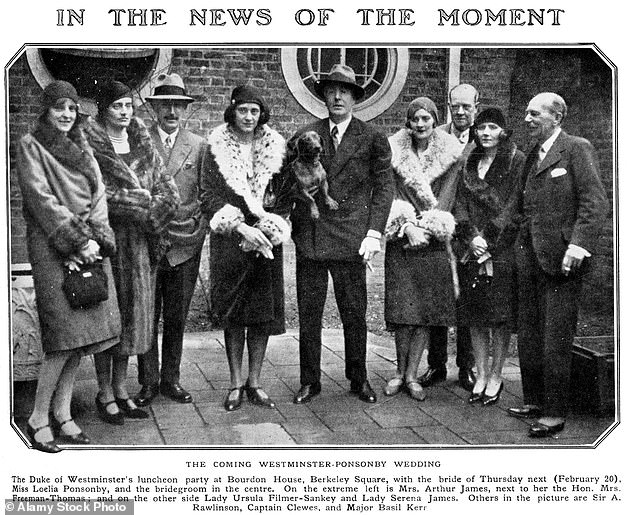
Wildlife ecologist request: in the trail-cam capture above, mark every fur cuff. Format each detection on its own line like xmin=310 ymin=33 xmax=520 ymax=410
xmin=209 ymin=204 xmax=245 ymax=235
xmin=417 ymin=209 xmax=456 ymax=242
xmin=385 ymin=199 xmax=417 ymax=241
xmin=107 ymin=188 xmax=152 ymax=223
xmin=88 ymin=220 xmax=117 ymax=257
xmin=49 ymin=216 xmax=92 ymax=256
xmin=255 ymin=213 xmax=291 ymax=246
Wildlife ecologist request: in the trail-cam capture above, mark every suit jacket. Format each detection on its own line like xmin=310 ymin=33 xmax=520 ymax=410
xmin=286 ymin=117 xmax=394 ymax=261
xmin=512 ymin=130 xmax=608 ymax=275
xmin=151 ymin=125 xmax=208 ymax=266
xmin=438 ymin=121 xmax=476 ymax=158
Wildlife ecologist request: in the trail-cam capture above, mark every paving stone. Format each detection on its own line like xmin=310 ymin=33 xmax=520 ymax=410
xmin=282 ymin=418 xmax=331 ymax=435
xmin=366 ymin=407 xmax=439 ymax=429
xmin=152 ymin=403 xmax=206 ymax=429
xmin=411 ymin=426 xmax=470 ymax=445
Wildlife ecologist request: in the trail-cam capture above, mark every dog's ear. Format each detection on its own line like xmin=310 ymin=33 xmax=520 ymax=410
xmin=318 ymin=134 xmax=325 ymax=149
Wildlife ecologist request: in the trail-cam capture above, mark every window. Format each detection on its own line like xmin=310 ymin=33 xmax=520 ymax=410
xmin=281 ymin=47 xmax=409 ymax=121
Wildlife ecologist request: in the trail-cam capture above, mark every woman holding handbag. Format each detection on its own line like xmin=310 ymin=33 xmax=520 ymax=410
xmin=17 ymin=80 xmax=121 ymax=452
xmin=83 ymin=80 xmax=179 ymax=424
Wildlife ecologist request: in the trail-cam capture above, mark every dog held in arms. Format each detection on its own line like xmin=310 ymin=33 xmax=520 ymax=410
xmin=291 ymin=131 xmax=339 ymax=219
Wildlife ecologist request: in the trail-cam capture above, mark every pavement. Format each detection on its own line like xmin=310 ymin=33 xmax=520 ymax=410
xmin=13 ymin=329 xmax=615 ymax=449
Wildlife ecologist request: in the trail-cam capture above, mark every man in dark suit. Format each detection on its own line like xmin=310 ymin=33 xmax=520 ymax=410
xmin=506 ymin=92 xmax=608 ymax=437
xmin=135 ymin=73 xmax=207 ymax=406
xmin=418 ymin=83 xmax=478 ymax=391
xmin=287 ymin=64 xmax=394 ymax=404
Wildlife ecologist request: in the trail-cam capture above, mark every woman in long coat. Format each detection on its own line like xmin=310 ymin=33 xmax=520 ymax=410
xmin=17 ymin=81 xmax=121 ymax=452
xmin=383 ymin=97 xmax=464 ymax=402
xmin=83 ymin=80 xmax=179 ymax=424
xmin=454 ymin=106 xmax=525 ymax=405
xmin=201 ymin=85 xmax=290 ymax=411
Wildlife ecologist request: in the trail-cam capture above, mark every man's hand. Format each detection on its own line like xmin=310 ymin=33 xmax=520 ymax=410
xmin=359 ymin=236 xmax=381 ymax=263
xmin=561 ymin=245 xmax=588 ymax=276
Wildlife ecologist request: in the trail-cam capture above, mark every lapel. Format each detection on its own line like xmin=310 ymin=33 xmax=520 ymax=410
xmin=326 ymin=117 xmax=364 ymax=180
xmin=151 ymin=125 xmax=194 ymax=177
xmin=535 ymin=130 xmax=567 ymax=176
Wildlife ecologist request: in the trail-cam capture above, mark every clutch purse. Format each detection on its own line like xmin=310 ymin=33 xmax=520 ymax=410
xmin=62 ymin=262 xmax=109 ymax=309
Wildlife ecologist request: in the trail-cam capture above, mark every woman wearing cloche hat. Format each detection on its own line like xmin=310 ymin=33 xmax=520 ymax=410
xmin=454 ymin=105 xmax=526 ymax=406
xmin=201 ymin=84 xmax=290 ymax=412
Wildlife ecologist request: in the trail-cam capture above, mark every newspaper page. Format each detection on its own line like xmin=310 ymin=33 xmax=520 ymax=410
xmin=1 ymin=1 xmax=629 ymax=515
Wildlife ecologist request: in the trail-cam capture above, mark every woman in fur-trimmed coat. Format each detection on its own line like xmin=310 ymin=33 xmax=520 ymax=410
xmin=454 ymin=106 xmax=525 ymax=405
xmin=17 ymin=81 xmax=120 ymax=452
xmin=201 ymin=85 xmax=290 ymax=412
xmin=383 ymin=97 xmax=465 ymax=402
xmin=83 ymin=81 xmax=179 ymax=424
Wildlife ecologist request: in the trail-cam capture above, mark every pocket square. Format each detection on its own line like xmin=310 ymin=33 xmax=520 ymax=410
xmin=550 ymin=168 xmax=567 ymax=178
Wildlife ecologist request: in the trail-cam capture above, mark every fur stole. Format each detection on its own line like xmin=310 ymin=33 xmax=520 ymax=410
xmin=462 ymin=140 xmax=517 ymax=216
xmin=32 ymin=114 xmax=99 ymax=192
xmin=207 ymin=123 xmax=286 ymax=219
xmin=389 ymin=127 xmax=463 ymax=210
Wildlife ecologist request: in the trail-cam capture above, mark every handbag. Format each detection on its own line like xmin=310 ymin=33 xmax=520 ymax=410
xmin=62 ymin=262 xmax=109 ymax=309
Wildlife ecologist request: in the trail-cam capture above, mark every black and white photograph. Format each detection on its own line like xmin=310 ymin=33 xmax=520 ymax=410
xmin=1 ymin=1 xmax=629 ymax=515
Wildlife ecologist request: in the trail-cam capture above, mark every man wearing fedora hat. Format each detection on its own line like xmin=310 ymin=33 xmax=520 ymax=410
xmin=135 ymin=73 xmax=208 ymax=406
xmin=285 ymin=64 xmax=394 ymax=404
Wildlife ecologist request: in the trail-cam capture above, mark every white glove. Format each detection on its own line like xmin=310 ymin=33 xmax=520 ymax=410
xmin=561 ymin=244 xmax=589 ymax=276
xmin=358 ymin=236 xmax=381 ymax=263
xmin=469 ymin=235 xmax=488 ymax=258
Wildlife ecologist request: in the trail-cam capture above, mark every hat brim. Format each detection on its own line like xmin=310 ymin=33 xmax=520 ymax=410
xmin=314 ymin=79 xmax=365 ymax=101
xmin=146 ymin=94 xmax=194 ymax=103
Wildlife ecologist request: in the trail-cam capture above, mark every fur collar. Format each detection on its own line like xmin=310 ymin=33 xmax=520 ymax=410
xmin=463 ymin=140 xmax=517 ymax=214
xmin=32 ymin=114 xmax=99 ymax=192
xmin=208 ymin=123 xmax=286 ymax=218
xmin=82 ymin=116 xmax=161 ymax=189
xmin=389 ymin=128 xmax=463 ymax=210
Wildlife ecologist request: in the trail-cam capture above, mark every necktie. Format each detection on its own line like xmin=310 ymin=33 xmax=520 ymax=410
xmin=164 ymin=135 xmax=172 ymax=152
xmin=331 ymin=126 xmax=339 ymax=152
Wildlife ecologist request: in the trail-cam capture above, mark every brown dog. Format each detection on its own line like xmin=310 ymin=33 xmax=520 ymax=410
xmin=292 ymin=131 xmax=339 ymax=219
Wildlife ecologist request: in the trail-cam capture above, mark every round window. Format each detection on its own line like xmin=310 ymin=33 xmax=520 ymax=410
xmin=281 ymin=47 xmax=409 ymax=121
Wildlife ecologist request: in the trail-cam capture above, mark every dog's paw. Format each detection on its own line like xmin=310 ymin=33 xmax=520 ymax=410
xmin=326 ymin=198 xmax=339 ymax=211
xmin=310 ymin=207 xmax=321 ymax=220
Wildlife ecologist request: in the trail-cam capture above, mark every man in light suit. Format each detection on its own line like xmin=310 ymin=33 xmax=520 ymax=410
xmin=135 ymin=73 xmax=207 ymax=406
xmin=286 ymin=64 xmax=394 ymax=404
xmin=506 ymin=92 xmax=608 ymax=437
xmin=418 ymin=83 xmax=478 ymax=391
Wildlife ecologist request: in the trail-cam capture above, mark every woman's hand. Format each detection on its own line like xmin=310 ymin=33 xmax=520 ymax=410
xmin=470 ymin=235 xmax=488 ymax=258
xmin=235 ymin=223 xmax=274 ymax=259
xmin=77 ymin=239 xmax=102 ymax=264
xmin=403 ymin=224 xmax=430 ymax=249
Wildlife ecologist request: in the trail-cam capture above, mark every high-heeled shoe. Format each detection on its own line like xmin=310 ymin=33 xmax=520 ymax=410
xmin=115 ymin=398 xmax=150 ymax=419
xmin=26 ymin=422 xmax=61 ymax=453
xmin=95 ymin=395 xmax=124 ymax=425
xmin=56 ymin=419 xmax=91 ymax=444
xmin=468 ymin=390 xmax=485 ymax=404
xmin=224 ymin=386 xmax=244 ymax=412
xmin=245 ymin=383 xmax=276 ymax=408
xmin=482 ymin=381 xmax=504 ymax=406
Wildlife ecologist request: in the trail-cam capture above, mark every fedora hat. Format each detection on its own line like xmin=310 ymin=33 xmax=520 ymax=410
xmin=146 ymin=73 xmax=194 ymax=103
xmin=314 ymin=64 xmax=365 ymax=101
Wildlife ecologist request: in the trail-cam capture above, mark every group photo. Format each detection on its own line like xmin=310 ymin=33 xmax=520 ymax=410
xmin=6 ymin=45 xmax=616 ymax=449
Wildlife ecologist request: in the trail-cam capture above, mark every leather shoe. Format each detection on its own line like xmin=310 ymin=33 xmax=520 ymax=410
xmin=245 ymin=383 xmax=276 ymax=409
xmin=56 ymin=419 xmax=91 ymax=445
xmin=507 ymin=406 xmax=542 ymax=419
xmin=482 ymin=381 xmax=504 ymax=406
xmin=351 ymin=381 xmax=377 ymax=403
xmin=116 ymin=398 xmax=150 ymax=419
xmin=135 ymin=384 xmax=159 ymax=407
xmin=529 ymin=421 xmax=565 ymax=438
xmin=458 ymin=368 xmax=476 ymax=391
xmin=418 ymin=367 xmax=447 ymax=387
xmin=160 ymin=383 xmax=192 ymax=403
xmin=293 ymin=384 xmax=321 ymax=404
xmin=224 ymin=386 xmax=244 ymax=412
xmin=26 ymin=422 xmax=61 ymax=453
xmin=468 ymin=391 xmax=485 ymax=404
xmin=95 ymin=395 xmax=124 ymax=426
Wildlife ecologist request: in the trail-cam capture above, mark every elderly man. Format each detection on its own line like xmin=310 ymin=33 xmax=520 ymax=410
xmin=506 ymin=92 xmax=608 ymax=437
xmin=286 ymin=64 xmax=394 ymax=404
xmin=418 ymin=83 xmax=479 ymax=391
xmin=135 ymin=73 xmax=207 ymax=406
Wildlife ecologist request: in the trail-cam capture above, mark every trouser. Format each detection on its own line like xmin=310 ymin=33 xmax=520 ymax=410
xmin=296 ymin=257 xmax=368 ymax=386
xmin=138 ymin=251 xmax=202 ymax=386
xmin=427 ymin=326 xmax=474 ymax=370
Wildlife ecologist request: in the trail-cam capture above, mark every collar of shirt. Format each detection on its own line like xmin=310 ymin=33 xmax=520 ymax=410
xmin=450 ymin=123 xmax=471 ymax=146
xmin=329 ymin=116 xmax=353 ymax=142
xmin=539 ymin=127 xmax=562 ymax=159
xmin=158 ymin=126 xmax=179 ymax=146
